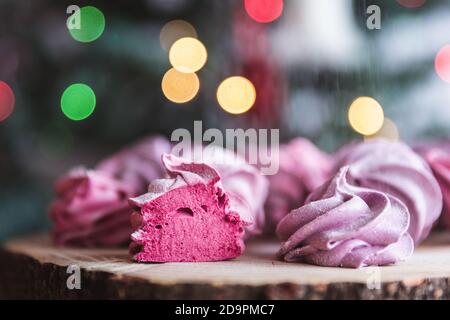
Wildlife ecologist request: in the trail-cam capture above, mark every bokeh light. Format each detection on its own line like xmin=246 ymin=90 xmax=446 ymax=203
xmin=364 ymin=118 xmax=400 ymax=142
xmin=160 ymin=20 xmax=197 ymax=52
xmin=348 ymin=96 xmax=385 ymax=136
xmin=61 ymin=83 xmax=96 ymax=121
xmin=217 ymin=76 xmax=256 ymax=114
xmin=397 ymin=0 xmax=427 ymax=8
xmin=435 ymin=45 xmax=450 ymax=84
xmin=162 ymin=68 xmax=200 ymax=103
xmin=244 ymin=0 xmax=284 ymax=23
xmin=169 ymin=37 xmax=207 ymax=73
xmin=0 ymin=81 xmax=15 ymax=122
xmin=68 ymin=6 xmax=106 ymax=43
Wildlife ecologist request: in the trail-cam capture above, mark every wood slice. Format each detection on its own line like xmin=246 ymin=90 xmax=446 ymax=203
xmin=1 ymin=233 xmax=450 ymax=299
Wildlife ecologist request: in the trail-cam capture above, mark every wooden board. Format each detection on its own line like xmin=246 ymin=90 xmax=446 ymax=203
xmin=1 ymin=233 xmax=450 ymax=299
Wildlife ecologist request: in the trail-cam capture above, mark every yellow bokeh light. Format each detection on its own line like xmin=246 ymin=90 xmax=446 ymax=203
xmin=348 ymin=96 xmax=385 ymax=136
xmin=364 ymin=118 xmax=400 ymax=142
xmin=162 ymin=68 xmax=200 ymax=104
xmin=160 ymin=20 xmax=198 ymax=52
xmin=217 ymin=76 xmax=256 ymax=115
xmin=169 ymin=37 xmax=207 ymax=73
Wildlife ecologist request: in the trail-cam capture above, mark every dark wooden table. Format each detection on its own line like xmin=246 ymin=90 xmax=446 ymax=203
xmin=1 ymin=233 xmax=449 ymax=299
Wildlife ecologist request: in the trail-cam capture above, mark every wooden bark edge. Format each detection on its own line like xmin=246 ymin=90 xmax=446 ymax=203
xmin=0 ymin=248 xmax=448 ymax=299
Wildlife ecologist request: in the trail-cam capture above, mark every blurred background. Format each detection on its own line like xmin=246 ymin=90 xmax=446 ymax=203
xmin=1 ymin=0 xmax=450 ymax=241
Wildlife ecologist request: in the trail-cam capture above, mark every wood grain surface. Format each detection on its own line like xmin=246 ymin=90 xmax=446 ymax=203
xmin=1 ymin=233 xmax=450 ymax=299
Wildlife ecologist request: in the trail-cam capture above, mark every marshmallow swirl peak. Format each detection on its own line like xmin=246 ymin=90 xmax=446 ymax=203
xmin=335 ymin=139 xmax=442 ymax=243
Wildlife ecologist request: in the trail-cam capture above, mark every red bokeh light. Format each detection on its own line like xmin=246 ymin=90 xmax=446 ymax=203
xmin=244 ymin=0 xmax=283 ymax=23
xmin=397 ymin=0 xmax=427 ymax=8
xmin=435 ymin=45 xmax=450 ymax=84
xmin=0 ymin=81 xmax=15 ymax=122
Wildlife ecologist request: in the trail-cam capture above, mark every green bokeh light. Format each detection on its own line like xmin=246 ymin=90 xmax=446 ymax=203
xmin=61 ymin=83 xmax=96 ymax=121
xmin=68 ymin=6 xmax=105 ymax=43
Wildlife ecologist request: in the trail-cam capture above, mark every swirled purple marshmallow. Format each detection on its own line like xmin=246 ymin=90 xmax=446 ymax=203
xmin=335 ymin=139 xmax=442 ymax=243
xmin=277 ymin=139 xmax=442 ymax=268
xmin=277 ymin=167 xmax=414 ymax=268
